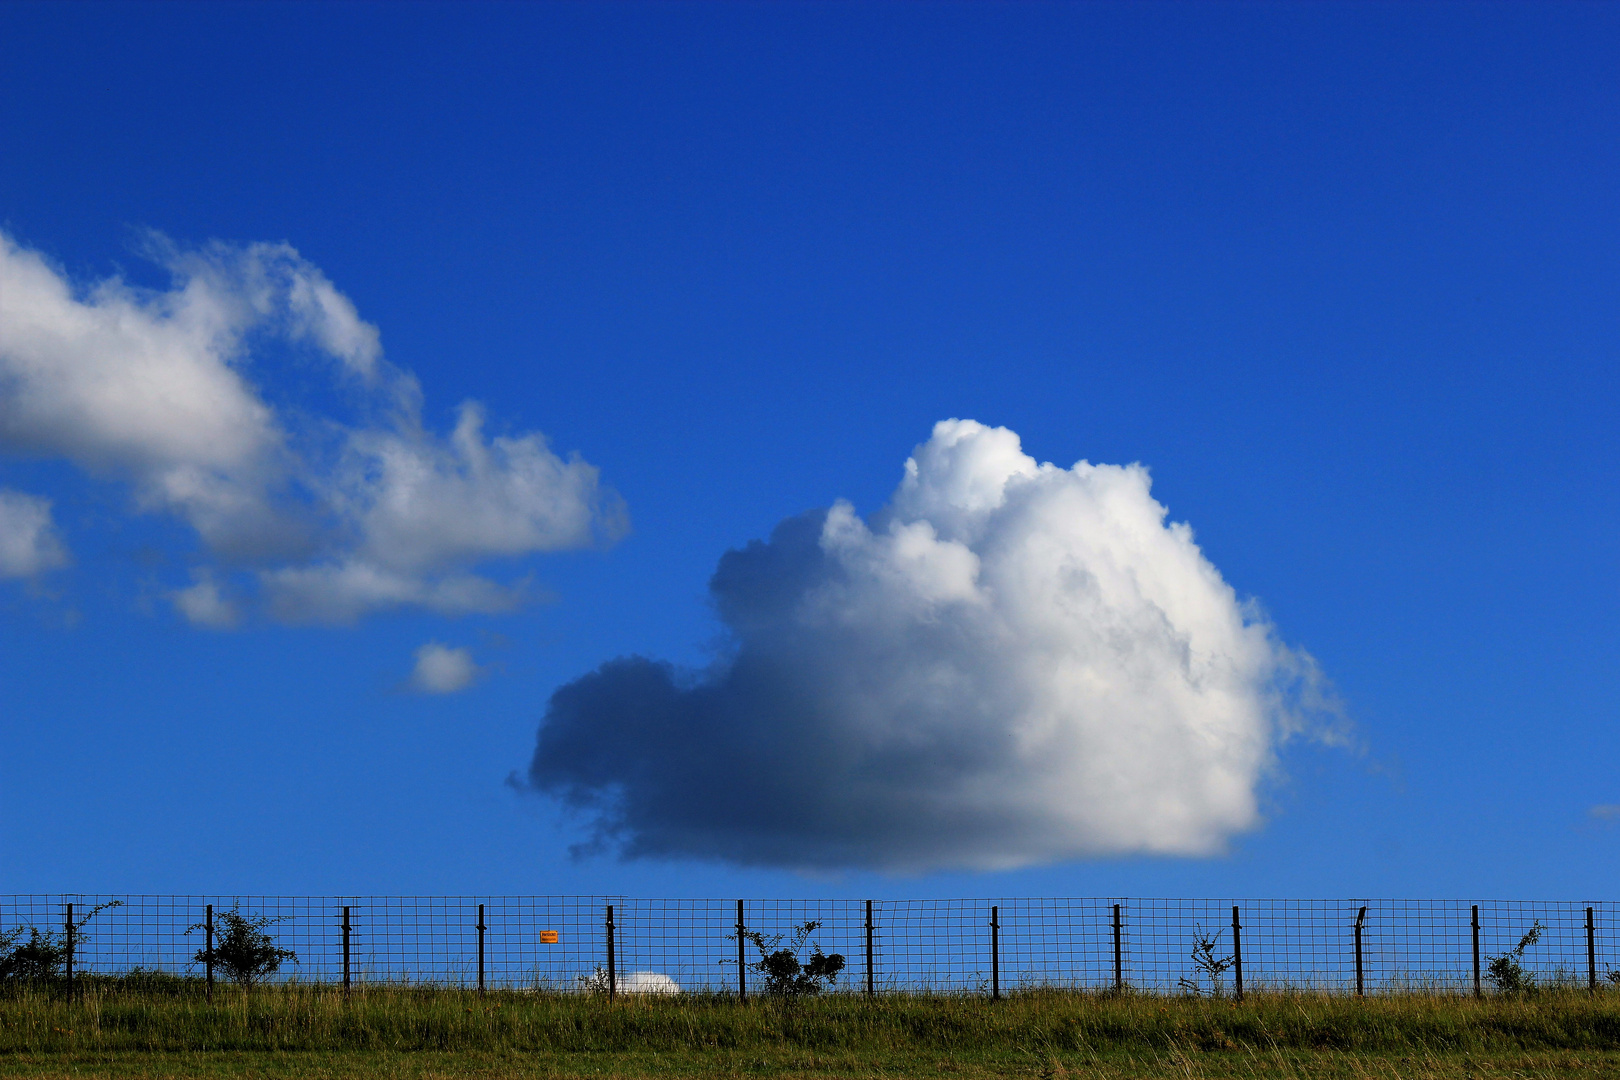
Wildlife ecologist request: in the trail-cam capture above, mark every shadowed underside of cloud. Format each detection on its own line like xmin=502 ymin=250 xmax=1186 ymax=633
xmin=0 ymin=231 xmax=625 ymax=621
xmin=527 ymin=419 xmax=1340 ymax=874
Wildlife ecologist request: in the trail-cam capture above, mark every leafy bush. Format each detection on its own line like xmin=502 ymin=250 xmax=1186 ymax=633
xmin=0 ymin=927 xmax=66 ymax=983
xmin=1486 ymin=921 xmax=1542 ymax=995
xmin=187 ymin=907 xmax=297 ymax=987
xmin=735 ymin=920 xmax=846 ymax=997
xmin=0 ymin=901 xmax=121 ymax=984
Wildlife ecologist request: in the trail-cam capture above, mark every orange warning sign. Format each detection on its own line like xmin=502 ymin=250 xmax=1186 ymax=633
xmin=540 ymin=930 xmax=559 ymax=944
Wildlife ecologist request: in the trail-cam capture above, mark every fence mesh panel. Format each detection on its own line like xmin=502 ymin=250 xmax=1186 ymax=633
xmin=2 ymin=896 xmax=1613 ymax=994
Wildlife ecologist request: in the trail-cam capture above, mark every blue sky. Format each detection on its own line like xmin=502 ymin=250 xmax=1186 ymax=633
xmin=2 ymin=1 xmax=1619 ymax=901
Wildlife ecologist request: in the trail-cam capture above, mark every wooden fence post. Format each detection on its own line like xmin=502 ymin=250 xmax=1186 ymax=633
xmin=605 ymin=905 xmax=616 ymax=999
xmin=1471 ymin=905 xmax=1481 ymax=999
xmin=990 ymin=905 xmax=1000 ymax=1002
xmin=1112 ymin=903 xmax=1123 ymax=993
xmin=205 ymin=904 xmax=214 ymax=1003
xmin=1230 ymin=906 xmax=1243 ymax=1003
xmin=477 ymin=903 xmax=486 ymax=995
xmin=1588 ymin=907 xmax=1597 ymax=995
xmin=64 ymin=902 xmax=74 ymax=1003
xmin=342 ymin=906 xmax=352 ymax=1001
xmin=1354 ymin=905 xmax=1367 ymax=997
xmin=736 ymin=899 xmax=746 ymax=1003
xmin=865 ymin=900 xmax=874 ymax=998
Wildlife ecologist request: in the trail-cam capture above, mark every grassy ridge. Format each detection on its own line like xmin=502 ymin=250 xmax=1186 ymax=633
xmin=5 ymin=986 xmax=1620 ymax=1077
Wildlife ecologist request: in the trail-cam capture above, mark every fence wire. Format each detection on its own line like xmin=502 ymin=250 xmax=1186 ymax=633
xmin=2 ymin=896 xmax=1614 ymax=995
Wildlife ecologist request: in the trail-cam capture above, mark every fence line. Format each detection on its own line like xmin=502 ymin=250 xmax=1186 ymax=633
xmin=2 ymin=896 xmax=1615 ymax=996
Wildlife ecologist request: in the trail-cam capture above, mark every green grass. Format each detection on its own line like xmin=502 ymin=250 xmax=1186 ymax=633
xmin=6 ymin=983 xmax=1620 ymax=1077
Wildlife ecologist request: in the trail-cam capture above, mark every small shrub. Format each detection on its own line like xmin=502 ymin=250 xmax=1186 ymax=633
xmin=187 ymin=907 xmax=297 ymax=987
xmin=0 ymin=901 xmax=122 ymax=984
xmin=734 ymin=920 xmax=845 ymax=997
xmin=576 ymin=965 xmax=611 ymax=994
xmin=1177 ymin=925 xmax=1234 ymax=996
xmin=1485 ymin=921 xmax=1542 ymax=995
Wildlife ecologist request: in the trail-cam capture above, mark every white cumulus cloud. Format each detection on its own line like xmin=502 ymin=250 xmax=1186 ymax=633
xmin=527 ymin=419 xmax=1341 ymax=873
xmin=0 ymin=230 xmax=625 ymax=624
xmin=0 ymin=488 xmax=69 ymax=578
xmin=409 ymin=642 xmax=483 ymax=694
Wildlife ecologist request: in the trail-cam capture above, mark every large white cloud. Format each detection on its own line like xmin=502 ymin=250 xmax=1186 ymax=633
xmin=0 ymin=489 xmax=69 ymax=579
xmin=528 ymin=419 xmax=1339 ymax=873
xmin=0 ymin=231 xmax=624 ymax=622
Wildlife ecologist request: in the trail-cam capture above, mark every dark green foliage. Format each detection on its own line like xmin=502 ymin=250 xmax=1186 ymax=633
xmin=1485 ymin=921 xmax=1542 ymax=995
xmin=187 ymin=907 xmax=297 ymax=987
xmin=735 ymin=920 xmax=846 ymax=997
xmin=0 ymin=927 xmax=66 ymax=982
xmin=0 ymin=900 xmax=121 ymax=984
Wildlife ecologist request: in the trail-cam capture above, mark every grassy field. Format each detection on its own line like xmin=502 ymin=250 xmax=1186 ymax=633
xmin=6 ymin=984 xmax=1620 ymax=1078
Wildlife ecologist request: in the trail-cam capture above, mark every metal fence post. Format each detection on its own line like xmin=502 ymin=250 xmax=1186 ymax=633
xmin=64 ymin=902 xmax=74 ymax=1003
xmin=1112 ymin=903 xmax=1123 ymax=993
xmin=736 ymin=899 xmax=746 ymax=1003
xmin=1588 ymin=906 xmax=1597 ymax=995
xmin=605 ymin=904 xmax=616 ymax=1000
xmin=990 ymin=905 xmax=1000 ymax=1002
xmin=865 ymin=899 xmax=874 ymax=998
xmin=477 ymin=903 xmax=486 ymax=995
xmin=1230 ymin=906 xmax=1243 ymax=1003
xmin=342 ymin=906 xmax=352 ymax=1000
xmin=205 ymin=904 xmax=214 ymax=1002
xmin=1354 ymin=905 xmax=1367 ymax=997
xmin=1471 ymin=905 xmax=1481 ymax=999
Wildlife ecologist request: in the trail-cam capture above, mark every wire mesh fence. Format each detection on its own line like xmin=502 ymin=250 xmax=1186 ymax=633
xmin=2 ymin=895 xmax=1615 ymax=996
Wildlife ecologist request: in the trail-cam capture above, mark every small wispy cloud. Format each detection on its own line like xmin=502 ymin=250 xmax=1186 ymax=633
xmin=1589 ymin=804 xmax=1620 ymax=821
xmin=170 ymin=571 xmax=240 ymax=629
xmin=409 ymin=642 xmax=483 ymax=694
xmin=0 ymin=489 xmax=69 ymax=579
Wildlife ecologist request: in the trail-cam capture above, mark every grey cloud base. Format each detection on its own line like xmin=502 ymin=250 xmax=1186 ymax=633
xmin=529 ymin=420 xmax=1330 ymax=874
xmin=532 ymin=514 xmax=1035 ymax=871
